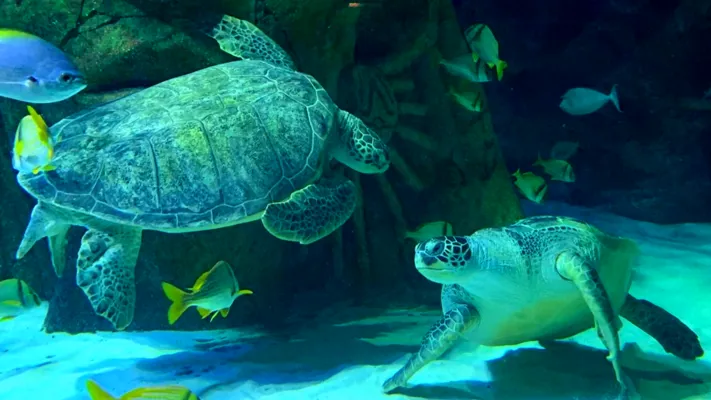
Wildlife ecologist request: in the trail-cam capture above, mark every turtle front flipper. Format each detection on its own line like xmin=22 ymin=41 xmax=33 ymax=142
xmin=261 ymin=179 xmax=356 ymax=245
xmin=382 ymin=303 xmax=479 ymax=393
xmin=76 ymin=226 xmax=142 ymax=330
xmin=16 ymin=202 xmax=71 ymax=276
xmin=332 ymin=110 xmax=390 ymax=174
xmin=620 ymin=294 xmax=704 ymax=360
xmin=556 ymin=252 xmax=636 ymax=399
xmin=193 ymin=14 xmax=295 ymax=70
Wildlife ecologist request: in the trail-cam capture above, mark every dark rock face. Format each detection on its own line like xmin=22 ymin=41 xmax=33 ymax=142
xmin=454 ymin=0 xmax=711 ymax=223
xmin=1 ymin=0 xmax=522 ymax=332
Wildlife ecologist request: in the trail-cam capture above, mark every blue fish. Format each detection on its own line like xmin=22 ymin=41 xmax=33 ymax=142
xmin=0 ymin=29 xmax=87 ymax=103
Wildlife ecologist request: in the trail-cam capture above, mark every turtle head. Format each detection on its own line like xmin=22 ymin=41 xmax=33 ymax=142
xmin=414 ymin=236 xmax=475 ymax=284
xmin=333 ymin=110 xmax=390 ymax=174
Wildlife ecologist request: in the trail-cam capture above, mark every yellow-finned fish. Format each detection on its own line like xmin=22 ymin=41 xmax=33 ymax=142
xmin=86 ymin=379 xmax=201 ymax=400
xmin=12 ymin=105 xmax=57 ymax=174
xmin=550 ymin=141 xmax=579 ymax=160
xmin=0 ymin=29 xmax=86 ymax=103
xmin=0 ymin=278 xmax=42 ymax=322
xmin=512 ymin=169 xmax=547 ymax=204
xmin=440 ymin=55 xmax=498 ymax=83
xmin=533 ymin=154 xmax=576 ymax=182
xmin=449 ymin=87 xmax=484 ymax=112
xmin=405 ymin=221 xmax=454 ymax=242
xmin=162 ymin=261 xmax=252 ymax=325
xmin=464 ymin=23 xmax=508 ymax=81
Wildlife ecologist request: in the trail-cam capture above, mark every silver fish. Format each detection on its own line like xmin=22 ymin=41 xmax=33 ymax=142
xmin=0 ymin=29 xmax=86 ymax=103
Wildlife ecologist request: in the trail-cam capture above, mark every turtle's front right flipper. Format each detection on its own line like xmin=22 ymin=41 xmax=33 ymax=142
xmin=186 ymin=13 xmax=295 ymax=70
xmin=76 ymin=225 xmax=142 ymax=330
xmin=382 ymin=303 xmax=479 ymax=393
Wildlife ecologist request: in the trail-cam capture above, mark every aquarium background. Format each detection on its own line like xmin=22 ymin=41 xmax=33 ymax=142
xmin=0 ymin=0 xmax=710 ymax=399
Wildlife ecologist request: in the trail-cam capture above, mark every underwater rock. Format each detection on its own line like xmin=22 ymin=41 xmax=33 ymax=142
xmin=2 ymin=0 xmax=522 ymax=333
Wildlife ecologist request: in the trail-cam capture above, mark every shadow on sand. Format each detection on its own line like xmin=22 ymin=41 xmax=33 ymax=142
xmin=392 ymin=340 xmax=711 ymax=400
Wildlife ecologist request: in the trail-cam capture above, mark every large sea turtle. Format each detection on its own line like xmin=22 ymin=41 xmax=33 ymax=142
xmin=383 ymin=215 xmax=704 ymax=398
xmin=14 ymin=15 xmax=389 ymax=330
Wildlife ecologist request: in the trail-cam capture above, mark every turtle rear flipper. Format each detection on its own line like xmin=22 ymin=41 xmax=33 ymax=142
xmin=189 ymin=14 xmax=295 ymax=70
xmin=16 ymin=202 xmax=71 ymax=276
xmin=556 ymin=251 xmax=637 ymax=399
xmin=76 ymin=226 xmax=142 ymax=330
xmin=261 ymin=179 xmax=356 ymax=245
xmin=621 ymin=294 xmax=704 ymax=360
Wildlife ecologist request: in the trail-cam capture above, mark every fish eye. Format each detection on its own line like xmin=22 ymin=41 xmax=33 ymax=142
xmin=26 ymin=76 xmax=38 ymax=84
xmin=59 ymin=73 xmax=73 ymax=83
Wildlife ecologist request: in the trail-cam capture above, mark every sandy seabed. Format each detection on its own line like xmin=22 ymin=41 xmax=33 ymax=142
xmin=1 ymin=201 xmax=710 ymax=400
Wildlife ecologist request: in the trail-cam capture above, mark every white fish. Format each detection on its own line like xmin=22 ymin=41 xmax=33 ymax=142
xmin=440 ymin=55 xmax=498 ymax=83
xmin=560 ymin=85 xmax=621 ymax=116
xmin=550 ymin=141 xmax=579 ymax=160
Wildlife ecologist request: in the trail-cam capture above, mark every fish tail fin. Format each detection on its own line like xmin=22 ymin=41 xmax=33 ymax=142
xmin=609 ymin=84 xmax=621 ymax=113
xmin=495 ymin=59 xmax=507 ymax=81
xmin=161 ymin=282 xmax=188 ymax=325
xmin=86 ymin=380 xmax=118 ymax=400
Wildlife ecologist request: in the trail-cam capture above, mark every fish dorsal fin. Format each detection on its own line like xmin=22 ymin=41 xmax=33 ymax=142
xmin=192 ymin=270 xmax=211 ymax=292
xmin=27 ymin=106 xmax=47 ymax=131
xmin=193 ymin=260 xmax=235 ymax=293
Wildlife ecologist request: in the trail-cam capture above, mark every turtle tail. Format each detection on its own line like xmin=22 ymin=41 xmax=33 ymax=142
xmin=161 ymin=282 xmax=189 ymax=325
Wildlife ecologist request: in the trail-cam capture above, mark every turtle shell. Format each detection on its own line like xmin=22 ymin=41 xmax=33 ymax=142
xmin=17 ymin=60 xmax=337 ymax=232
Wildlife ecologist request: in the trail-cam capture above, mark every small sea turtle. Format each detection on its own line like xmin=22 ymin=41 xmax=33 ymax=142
xmin=383 ymin=216 xmax=704 ymax=398
xmin=14 ymin=15 xmax=389 ymax=330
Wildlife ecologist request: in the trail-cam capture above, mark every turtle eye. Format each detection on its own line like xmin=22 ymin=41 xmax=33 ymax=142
xmin=427 ymin=240 xmax=445 ymax=256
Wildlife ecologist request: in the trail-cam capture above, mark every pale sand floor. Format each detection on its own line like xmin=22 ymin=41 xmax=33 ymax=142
xmin=1 ymin=202 xmax=710 ymax=400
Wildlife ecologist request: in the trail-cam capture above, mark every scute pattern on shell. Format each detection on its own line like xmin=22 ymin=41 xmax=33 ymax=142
xmin=18 ymin=60 xmax=337 ymax=231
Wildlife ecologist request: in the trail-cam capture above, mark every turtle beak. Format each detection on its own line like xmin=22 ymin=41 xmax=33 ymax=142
xmin=414 ymin=248 xmax=456 ymax=284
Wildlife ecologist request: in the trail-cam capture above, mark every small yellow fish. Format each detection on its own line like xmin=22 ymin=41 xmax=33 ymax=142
xmin=512 ymin=169 xmax=547 ymax=204
xmin=12 ymin=105 xmax=57 ymax=175
xmin=162 ymin=261 xmax=252 ymax=325
xmin=405 ymin=221 xmax=454 ymax=242
xmin=550 ymin=141 xmax=579 ymax=160
xmin=86 ymin=379 xmax=201 ymax=400
xmin=0 ymin=278 xmax=42 ymax=322
xmin=533 ymin=154 xmax=575 ymax=182
xmin=464 ymin=24 xmax=508 ymax=81
xmin=449 ymin=87 xmax=484 ymax=112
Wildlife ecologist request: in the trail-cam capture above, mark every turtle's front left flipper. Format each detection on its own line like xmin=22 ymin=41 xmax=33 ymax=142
xmin=382 ymin=303 xmax=479 ymax=393
xmin=261 ymin=179 xmax=356 ymax=245
xmin=76 ymin=225 xmax=142 ymax=330
xmin=556 ymin=252 xmax=636 ymax=399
